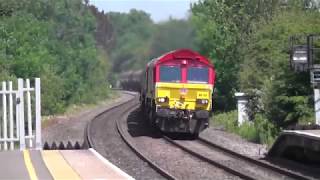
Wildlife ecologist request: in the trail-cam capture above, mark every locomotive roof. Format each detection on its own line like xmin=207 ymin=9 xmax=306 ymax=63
xmin=147 ymin=49 xmax=213 ymax=68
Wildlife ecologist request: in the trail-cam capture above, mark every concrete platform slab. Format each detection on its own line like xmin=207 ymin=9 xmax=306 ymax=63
xmin=0 ymin=151 xmax=29 ymax=179
xmin=29 ymin=150 xmax=53 ymax=180
xmin=268 ymin=130 xmax=320 ymax=164
xmin=0 ymin=149 xmax=134 ymax=180
xmin=285 ymin=130 xmax=320 ymax=138
xmin=61 ymin=149 xmax=133 ymax=179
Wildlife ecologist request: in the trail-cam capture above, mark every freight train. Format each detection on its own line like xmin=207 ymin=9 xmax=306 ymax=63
xmin=118 ymin=70 xmax=143 ymax=92
xmin=140 ymin=49 xmax=216 ymax=137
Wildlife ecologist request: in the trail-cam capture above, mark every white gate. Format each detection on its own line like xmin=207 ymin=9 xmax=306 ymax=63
xmin=0 ymin=78 xmax=41 ymax=150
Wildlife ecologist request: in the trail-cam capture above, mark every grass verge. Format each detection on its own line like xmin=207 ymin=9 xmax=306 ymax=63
xmin=42 ymin=90 xmax=120 ymax=129
xmin=211 ymin=111 xmax=279 ymax=147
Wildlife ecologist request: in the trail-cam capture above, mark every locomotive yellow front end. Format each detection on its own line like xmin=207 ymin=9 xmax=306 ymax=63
xmin=156 ymin=83 xmax=212 ymax=111
xmin=155 ymin=83 xmax=213 ymax=135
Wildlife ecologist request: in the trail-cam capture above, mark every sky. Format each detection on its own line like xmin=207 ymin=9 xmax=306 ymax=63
xmin=89 ymin=0 xmax=198 ymax=23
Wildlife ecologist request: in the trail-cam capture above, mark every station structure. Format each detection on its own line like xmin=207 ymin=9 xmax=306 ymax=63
xmin=268 ymin=34 xmax=320 ymax=163
xmin=0 ymin=78 xmax=134 ymax=179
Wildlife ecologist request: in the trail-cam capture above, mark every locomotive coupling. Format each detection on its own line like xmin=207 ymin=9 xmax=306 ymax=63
xmin=156 ymin=108 xmax=209 ymax=119
xmin=156 ymin=108 xmax=186 ymax=119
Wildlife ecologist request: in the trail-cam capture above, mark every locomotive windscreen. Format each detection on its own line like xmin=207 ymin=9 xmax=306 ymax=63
xmin=187 ymin=67 xmax=209 ymax=83
xmin=160 ymin=65 xmax=181 ymax=82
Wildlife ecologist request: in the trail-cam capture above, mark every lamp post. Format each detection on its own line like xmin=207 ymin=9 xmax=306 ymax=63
xmin=290 ymin=34 xmax=320 ymax=125
xmin=290 ymin=45 xmax=308 ymax=72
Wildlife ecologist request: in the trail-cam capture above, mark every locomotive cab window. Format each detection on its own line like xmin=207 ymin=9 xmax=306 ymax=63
xmin=187 ymin=67 xmax=209 ymax=83
xmin=160 ymin=65 xmax=181 ymax=82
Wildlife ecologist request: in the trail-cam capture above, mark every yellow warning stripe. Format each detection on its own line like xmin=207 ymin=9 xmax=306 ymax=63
xmin=23 ymin=150 xmax=38 ymax=180
xmin=41 ymin=150 xmax=80 ymax=180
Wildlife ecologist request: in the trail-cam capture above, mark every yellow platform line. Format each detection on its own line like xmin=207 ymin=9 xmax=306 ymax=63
xmin=41 ymin=150 xmax=80 ymax=180
xmin=23 ymin=150 xmax=38 ymax=180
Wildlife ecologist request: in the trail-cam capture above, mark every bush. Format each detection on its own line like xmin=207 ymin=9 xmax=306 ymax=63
xmin=212 ymin=111 xmax=279 ymax=146
xmin=212 ymin=110 xmax=238 ymax=132
xmin=238 ymin=121 xmax=259 ymax=143
xmin=254 ymin=114 xmax=279 ymax=146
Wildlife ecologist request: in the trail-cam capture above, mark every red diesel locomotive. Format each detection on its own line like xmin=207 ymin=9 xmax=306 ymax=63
xmin=140 ymin=49 xmax=216 ymax=136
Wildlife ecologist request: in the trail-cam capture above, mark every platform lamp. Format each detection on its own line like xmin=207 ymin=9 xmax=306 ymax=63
xmin=290 ymin=45 xmax=308 ymax=72
xmin=290 ymin=34 xmax=320 ymax=125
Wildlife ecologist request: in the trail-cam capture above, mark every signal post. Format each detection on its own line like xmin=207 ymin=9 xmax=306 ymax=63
xmin=290 ymin=34 xmax=320 ymax=125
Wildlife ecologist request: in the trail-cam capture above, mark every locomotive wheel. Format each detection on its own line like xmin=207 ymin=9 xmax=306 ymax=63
xmin=140 ymin=102 xmax=145 ymax=113
xmin=204 ymin=118 xmax=209 ymax=127
xmin=148 ymin=108 xmax=156 ymax=127
xmin=191 ymin=133 xmax=199 ymax=139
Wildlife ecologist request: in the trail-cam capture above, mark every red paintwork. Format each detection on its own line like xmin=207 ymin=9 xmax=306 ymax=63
xmin=147 ymin=49 xmax=216 ymax=85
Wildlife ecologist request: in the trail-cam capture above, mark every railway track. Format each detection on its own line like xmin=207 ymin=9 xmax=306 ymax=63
xmin=197 ymin=137 xmax=320 ymax=179
xmin=164 ymin=135 xmax=315 ymax=180
xmin=86 ymin=92 xmax=174 ymax=179
xmin=86 ymin=91 xmax=317 ymax=180
xmin=115 ymin=101 xmax=176 ymax=180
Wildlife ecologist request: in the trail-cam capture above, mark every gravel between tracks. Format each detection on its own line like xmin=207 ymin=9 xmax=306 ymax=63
xmin=88 ymin=96 xmax=165 ymax=180
xmin=200 ymin=127 xmax=268 ymax=158
xmin=42 ymin=92 xmax=133 ymax=144
xmin=172 ymin=139 xmax=288 ymax=180
xmin=123 ymin=107 xmax=240 ymax=180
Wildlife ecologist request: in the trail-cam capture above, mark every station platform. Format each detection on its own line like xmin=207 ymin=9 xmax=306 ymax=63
xmin=268 ymin=129 xmax=320 ymax=164
xmin=0 ymin=148 xmax=133 ymax=180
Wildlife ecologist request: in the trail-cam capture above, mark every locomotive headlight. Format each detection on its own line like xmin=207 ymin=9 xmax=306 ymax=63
xmin=157 ymin=97 xmax=168 ymax=103
xmin=196 ymin=99 xmax=209 ymax=105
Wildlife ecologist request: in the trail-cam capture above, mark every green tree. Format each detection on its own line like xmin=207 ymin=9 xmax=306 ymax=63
xmin=149 ymin=18 xmax=197 ymax=58
xmin=191 ymin=0 xmax=281 ymax=110
xmin=0 ymin=0 xmax=112 ymax=115
xmin=108 ymin=9 xmax=154 ymax=72
xmin=240 ymin=7 xmax=320 ymax=127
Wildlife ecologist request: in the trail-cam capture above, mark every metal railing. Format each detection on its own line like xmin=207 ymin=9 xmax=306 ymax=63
xmin=0 ymin=78 xmax=41 ymax=150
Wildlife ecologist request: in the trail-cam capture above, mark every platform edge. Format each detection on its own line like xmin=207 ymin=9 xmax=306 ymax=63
xmin=88 ymin=148 xmax=135 ymax=180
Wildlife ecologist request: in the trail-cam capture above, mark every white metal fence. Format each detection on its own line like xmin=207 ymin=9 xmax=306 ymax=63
xmin=0 ymin=78 xmax=41 ymax=150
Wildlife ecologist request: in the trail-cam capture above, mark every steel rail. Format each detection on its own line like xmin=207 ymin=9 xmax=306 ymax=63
xmin=198 ymin=137 xmax=314 ymax=180
xmin=115 ymin=102 xmax=177 ymax=180
xmin=163 ymin=136 xmax=255 ymax=180
xmin=85 ymin=91 xmax=137 ymax=148
xmin=86 ymin=91 xmax=176 ymax=180
xmin=164 ymin=136 xmax=314 ymax=180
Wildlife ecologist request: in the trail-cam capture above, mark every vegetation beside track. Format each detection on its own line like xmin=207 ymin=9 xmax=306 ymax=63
xmin=0 ymin=0 xmax=198 ymax=116
xmin=193 ymin=0 xmax=320 ymax=142
xmin=106 ymin=11 xmax=197 ymax=84
xmin=212 ymin=112 xmax=277 ymax=146
xmin=42 ymin=90 xmax=119 ymax=129
xmin=0 ymin=0 xmax=113 ymax=115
